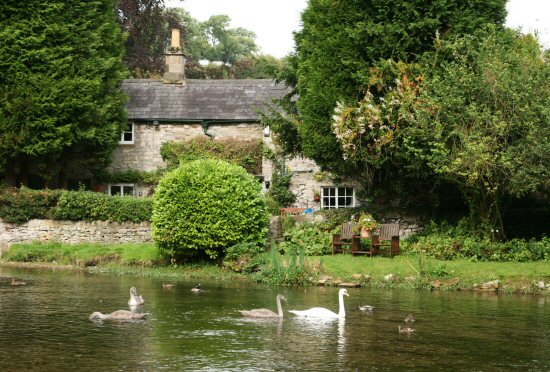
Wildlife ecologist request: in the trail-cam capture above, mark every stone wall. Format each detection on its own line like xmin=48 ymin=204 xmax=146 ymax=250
xmin=107 ymin=122 xmax=361 ymax=208
xmin=108 ymin=122 xmax=263 ymax=173
xmin=0 ymin=219 xmax=152 ymax=254
xmin=261 ymin=134 xmax=361 ymax=208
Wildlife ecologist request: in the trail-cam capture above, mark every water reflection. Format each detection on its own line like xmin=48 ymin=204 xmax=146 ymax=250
xmin=0 ymin=267 xmax=548 ymax=371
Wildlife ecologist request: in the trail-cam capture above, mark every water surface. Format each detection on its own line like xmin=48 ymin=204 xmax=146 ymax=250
xmin=0 ymin=267 xmax=548 ymax=371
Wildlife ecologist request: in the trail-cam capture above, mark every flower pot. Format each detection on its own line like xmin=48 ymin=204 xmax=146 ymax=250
xmin=361 ymin=228 xmax=371 ymax=238
xmin=314 ymin=195 xmax=321 ymax=202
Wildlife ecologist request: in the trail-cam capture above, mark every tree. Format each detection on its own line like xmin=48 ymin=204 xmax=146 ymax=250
xmin=117 ymin=0 xmax=184 ymax=77
xmin=173 ymin=10 xmax=262 ymax=79
xmin=233 ymin=55 xmax=283 ymax=79
xmin=200 ymin=15 xmax=258 ymax=76
xmin=0 ymin=0 xmax=127 ymax=187
xmin=293 ymin=0 xmax=507 ymax=174
xmin=260 ymin=54 xmax=302 ymax=156
xmin=332 ymin=27 xmax=550 ymax=237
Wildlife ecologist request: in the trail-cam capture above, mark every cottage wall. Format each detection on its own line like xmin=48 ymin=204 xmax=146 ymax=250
xmin=108 ymin=123 xmax=263 ymax=173
xmin=107 ymin=122 xmax=362 ymax=208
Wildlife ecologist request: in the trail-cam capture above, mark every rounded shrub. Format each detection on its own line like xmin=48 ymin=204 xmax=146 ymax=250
xmin=152 ymin=159 xmax=269 ymax=261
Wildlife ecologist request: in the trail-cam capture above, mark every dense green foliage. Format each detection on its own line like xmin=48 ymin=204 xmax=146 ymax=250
xmin=403 ymin=221 xmax=550 ymax=262
xmin=259 ymin=54 xmax=302 ymax=156
xmin=51 ymin=190 xmax=152 ymax=222
xmin=334 ymin=27 xmax=550 ymax=238
xmin=294 ymin=0 xmax=507 ymax=173
xmin=278 ymin=218 xmax=333 ymax=256
xmin=222 ymin=242 xmax=265 ymax=273
xmin=0 ymin=0 xmax=127 ymax=187
xmin=100 ymin=169 xmax=165 ymax=184
xmin=0 ymin=188 xmax=62 ymax=224
xmin=251 ymin=249 xmax=315 ymax=286
xmin=0 ymin=188 xmax=152 ymax=224
xmin=152 ymin=159 xmax=269 ymax=261
xmin=262 ymin=148 xmax=296 ymax=214
xmin=160 ymin=137 xmax=263 ymax=175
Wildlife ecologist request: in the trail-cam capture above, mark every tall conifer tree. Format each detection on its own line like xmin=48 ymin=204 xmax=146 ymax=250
xmin=0 ymin=0 xmax=127 ymax=187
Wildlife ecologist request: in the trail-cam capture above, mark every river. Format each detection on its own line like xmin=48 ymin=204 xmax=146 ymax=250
xmin=0 ymin=267 xmax=548 ymax=371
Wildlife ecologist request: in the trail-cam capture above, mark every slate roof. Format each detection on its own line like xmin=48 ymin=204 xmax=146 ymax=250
xmin=123 ymin=79 xmax=288 ymax=122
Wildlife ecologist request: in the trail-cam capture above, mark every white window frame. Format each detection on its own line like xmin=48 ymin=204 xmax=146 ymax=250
xmin=321 ymin=186 xmax=355 ymax=209
xmin=119 ymin=122 xmax=135 ymax=144
xmin=109 ymin=183 xmax=135 ymax=196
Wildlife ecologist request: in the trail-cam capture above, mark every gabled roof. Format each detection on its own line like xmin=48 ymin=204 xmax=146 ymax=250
xmin=123 ymin=79 xmax=288 ymax=122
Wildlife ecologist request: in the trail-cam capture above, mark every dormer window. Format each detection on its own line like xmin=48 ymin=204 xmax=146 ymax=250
xmin=119 ymin=122 xmax=134 ymax=144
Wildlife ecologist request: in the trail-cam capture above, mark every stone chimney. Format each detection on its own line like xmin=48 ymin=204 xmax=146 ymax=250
xmin=163 ymin=28 xmax=185 ymax=84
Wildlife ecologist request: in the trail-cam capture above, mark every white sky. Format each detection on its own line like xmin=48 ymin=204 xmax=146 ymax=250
xmin=166 ymin=0 xmax=549 ymax=58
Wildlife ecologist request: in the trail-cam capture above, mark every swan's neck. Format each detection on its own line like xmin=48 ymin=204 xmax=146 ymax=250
xmin=276 ymin=297 xmax=283 ymax=317
xmin=338 ymin=292 xmax=346 ymax=318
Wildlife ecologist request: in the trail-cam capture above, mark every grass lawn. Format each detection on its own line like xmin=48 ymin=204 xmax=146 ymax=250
xmin=2 ymin=242 xmax=549 ymax=293
xmin=317 ymin=254 xmax=550 ymax=281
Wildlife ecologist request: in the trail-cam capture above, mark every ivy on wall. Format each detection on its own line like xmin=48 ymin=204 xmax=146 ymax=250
xmin=160 ymin=137 xmax=263 ymax=175
xmin=99 ymin=169 xmax=165 ymax=184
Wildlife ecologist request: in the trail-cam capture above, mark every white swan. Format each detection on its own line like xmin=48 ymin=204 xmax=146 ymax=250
xmin=89 ymin=310 xmax=149 ymax=321
xmin=239 ymin=294 xmax=287 ymax=318
xmin=128 ymin=287 xmax=144 ymax=306
xmin=289 ymin=288 xmax=349 ymax=319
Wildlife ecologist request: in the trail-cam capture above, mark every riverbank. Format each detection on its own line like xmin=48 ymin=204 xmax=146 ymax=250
xmin=1 ymin=242 xmax=549 ymax=295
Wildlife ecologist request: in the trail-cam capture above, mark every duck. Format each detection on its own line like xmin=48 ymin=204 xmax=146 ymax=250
xmin=239 ymin=294 xmax=287 ymax=318
xmin=289 ymin=288 xmax=349 ymax=319
xmin=359 ymin=304 xmax=375 ymax=312
xmin=89 ymin=310 xmax=149 ymax=321
xmin=191 ymin=284 xmax=202 ymax=293
xmin=398 ymin=325 xmax=416 ymax=334
xmin=10 ymin=278 xmax=26 ymax=286
xmin=128 ymin=287 xmax=145 ymax=306
xmin=162 ymin=283 xmax=175 ymax=288
xmin=404 ymin=314 xmax=416 ymax=323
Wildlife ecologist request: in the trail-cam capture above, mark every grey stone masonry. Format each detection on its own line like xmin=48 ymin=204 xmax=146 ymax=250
xmin=108 ymin=123 xmax=263 ymax=173
xmin=0 ymin=219 xmax=152 ymax=255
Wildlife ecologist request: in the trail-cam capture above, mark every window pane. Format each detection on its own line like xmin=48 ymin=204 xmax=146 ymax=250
xmin=122 ymin=186 xmax=134 ymax=196
xmin=110 ymin=186 xmax=121 ymax=196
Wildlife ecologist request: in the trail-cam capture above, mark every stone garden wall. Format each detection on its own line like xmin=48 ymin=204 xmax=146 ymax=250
xmin=0 ymin=219 xmax=152 ymax=254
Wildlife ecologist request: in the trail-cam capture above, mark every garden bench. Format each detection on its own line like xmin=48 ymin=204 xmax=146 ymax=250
xmin=370 ymin=223 xmax=400 ymax=257
xmin=333 ymin=221 xmax=361 ymax=255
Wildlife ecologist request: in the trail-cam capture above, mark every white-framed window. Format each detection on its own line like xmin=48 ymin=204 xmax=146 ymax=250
xmin=321 ymin=186 xmax=355 ymax=209
xmin=119 ymin=122 xmax=135 ymax=144
xmin=109 ymin=183 xmax=135 ymax=196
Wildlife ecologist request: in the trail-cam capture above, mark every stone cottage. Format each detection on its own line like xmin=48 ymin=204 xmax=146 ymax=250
xmin=107 ymin=29 xmax=361 ymax=210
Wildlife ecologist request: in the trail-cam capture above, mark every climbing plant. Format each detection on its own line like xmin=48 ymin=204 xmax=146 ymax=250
xmin=160 ymin=137 xmax=263 ymax=174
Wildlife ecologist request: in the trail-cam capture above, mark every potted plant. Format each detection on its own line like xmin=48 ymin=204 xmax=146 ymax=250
xmin=354 ymin=212 xmax=378 ymax=238
xmin=313 ymin=190 xmax=321 ymax=202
